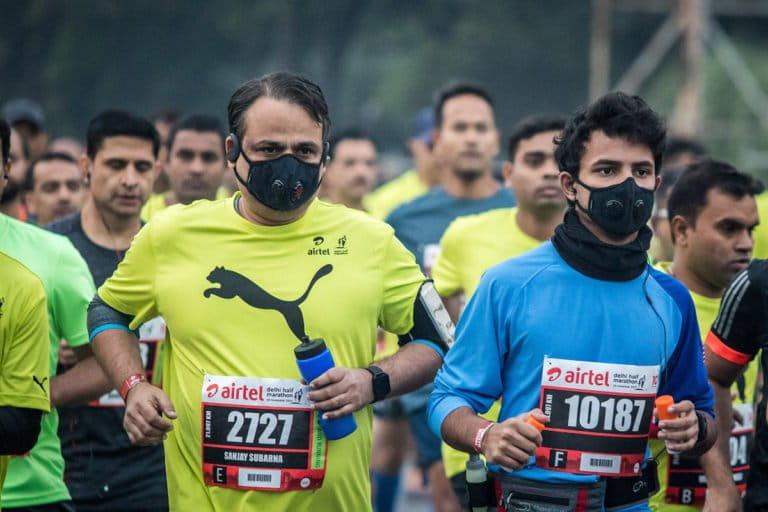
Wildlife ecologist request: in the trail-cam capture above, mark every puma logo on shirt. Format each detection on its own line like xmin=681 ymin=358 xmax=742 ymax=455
xmin=33 ymin=375 xmax=48 ymax=394
xmin=203 ymin=264 xmax=333 ymax=341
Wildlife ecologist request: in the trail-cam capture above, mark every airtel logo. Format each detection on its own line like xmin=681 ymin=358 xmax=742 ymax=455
xmin=206 ymin=384 xmax=220 ymax=398
xmin=547 ymin=367 xmax=562 ymax=381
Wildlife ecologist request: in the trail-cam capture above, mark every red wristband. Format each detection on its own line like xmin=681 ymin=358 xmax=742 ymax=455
xmin=473 ymin=421 xmax=495 ymax=454
xmin=120 ymin=373 xmax=147 ymax=401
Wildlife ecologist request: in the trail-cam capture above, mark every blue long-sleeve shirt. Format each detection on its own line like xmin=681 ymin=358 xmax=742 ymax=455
xmin=428 ymin=242 xmax=713 ymax=488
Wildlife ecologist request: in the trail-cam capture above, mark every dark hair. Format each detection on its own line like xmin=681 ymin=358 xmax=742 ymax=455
xmin=86 ymin=110 xmax=160 ymax=159
xmin=11 ymin=127 xmax=30 ymax=160
xmin=329 ymin=128 xmax=374 ymax=155
xmin=151 ymin=108 xmax=182 ymax=126
xmin=0 ymin=119 xmax=9 ymax=164
xmin=668 ymin=159 xmax=764 ymax=232
xmin=25 ymin=152 xmax=78 ymax=191
xmin=507 ymin=115 xmax=566 ymax=161
xmin=554 ymin=92 xmax=667 ymax=177
xmin=433 ymin=82 xmax=494 ymax=128
xmin=664 ymin=137 xmax=705 ymax=162
xmin=167 ymin=114 xmax=225 ymax=153
xmin=228 ymin=71 xmax=331 ymax=142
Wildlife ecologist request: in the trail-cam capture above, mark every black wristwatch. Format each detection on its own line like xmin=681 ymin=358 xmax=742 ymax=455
xmin=695 ymin=410 xmax=708 ymax=445
xmin=366 ymin=365 xmax=390 ymax=403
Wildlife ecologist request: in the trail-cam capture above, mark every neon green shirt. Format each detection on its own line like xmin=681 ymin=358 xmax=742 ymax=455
xmin=141 ymin=187 xmax=231 ymax=222
xmin=98 ymin=195 xmax=425 ymax=511
xmin=0 ymin=214 xmax=95 ymax=508
xmin=363 ymin=170 xmax=428 ymax=220
xmin=0 ymin=251 xmax=51 ymax=508
xmin=650 ymin=262 xmax=757 ymax=511
xmin=431 ymin=207 xmax=544 ymax=478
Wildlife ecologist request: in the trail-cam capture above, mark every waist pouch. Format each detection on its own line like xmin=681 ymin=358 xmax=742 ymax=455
xmin=490 ymin=472 xmax=605 ymax=512
xmin=488 ymin=460 xmax=659 ymax=512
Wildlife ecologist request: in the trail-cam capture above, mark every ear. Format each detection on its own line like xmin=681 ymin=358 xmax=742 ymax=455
xmin=79 ymin=154 xmax=91 ymax=184
xmin=225 ymin=134 xmax=239 ymax=164
xmin=560 ymin=172 xmax=577 ymax=202
xmin=502 ymin=161 xmax=514 ymax=188
xmin=654 ymin=174 xmax=661 ymax=190
xmin=669 ymin=214 xmax=691 ymax=248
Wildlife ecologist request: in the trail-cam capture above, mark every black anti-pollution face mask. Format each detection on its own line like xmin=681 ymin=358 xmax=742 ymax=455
xmin=574 ymin=177 xmax=655 ymax=237
xmin=233 ymin=151 xmax=324 ymax=211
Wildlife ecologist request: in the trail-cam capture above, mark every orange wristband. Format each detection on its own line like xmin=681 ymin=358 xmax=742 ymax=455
xmin=120 ymin=373 xmax=147 ymax=401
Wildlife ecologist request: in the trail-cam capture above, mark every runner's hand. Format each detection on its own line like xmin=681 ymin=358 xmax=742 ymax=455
xmin=308 ymin=367 xmax=373 ymax=420
xmin=480 ymin=409 xmax=549 ymax=470
xmin=656 ymin=400 xmax=698 ymax=452
xmin=124 ymin=381 xmax=177 ymax=446
xmin=703 ymin=483 xmax=742 ymax=512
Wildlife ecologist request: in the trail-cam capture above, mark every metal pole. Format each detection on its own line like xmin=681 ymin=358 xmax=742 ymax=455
xmin=590 ymin=0 xmax=613 ymax=101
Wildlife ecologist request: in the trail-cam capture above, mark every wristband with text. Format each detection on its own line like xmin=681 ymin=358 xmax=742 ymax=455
xmin=473 ymin=421 xmax=496 ymax=454
xmin=120 ymin=373 xmax=147 ymax=401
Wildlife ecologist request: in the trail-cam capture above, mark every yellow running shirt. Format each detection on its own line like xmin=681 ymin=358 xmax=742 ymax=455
xmin=98 ymin=195 xmax=426 ymax=511
xmin=141 ymin=187 xmax=231 ymax=222
xmin=364 ymin=170 xmax=428 ymax=220
xmin=650 ymin=262 xmax=757 ymax=511
xmin=753 ymin=192 xmax=768 ymax=259
xmin=0 ymin=251 xmax=51 ymax=502
xmin=431 ymin=207 xmax=543 ymax=479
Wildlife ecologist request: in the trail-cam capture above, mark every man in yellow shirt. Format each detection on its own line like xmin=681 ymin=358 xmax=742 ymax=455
xmin=89 ymin=71 xmax=452 ymax=512
xmin=364 ymin=108 xmax=439 ymax=220
xmin=431 ymin=114 xmax=566 ymax=506
xmin=0 ymin=120 xmax=50 ymax=508
xmin=651 ymin=159 xmax=762 ymax=511
xmin=141 ymin=115 xmax=229 ymax=221
xmin=0 ymin=251 xmax=51 ymax=506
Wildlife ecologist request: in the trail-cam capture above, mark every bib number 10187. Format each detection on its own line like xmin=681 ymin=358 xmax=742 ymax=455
xmin=563 ymin=395 xmax=646 ymax=433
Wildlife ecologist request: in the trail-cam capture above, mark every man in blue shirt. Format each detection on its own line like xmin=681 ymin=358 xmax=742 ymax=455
xmin=382 ymin=82 xmax=514 ymax=512
xmin=429 ymin=92 xmax=717 ymax=511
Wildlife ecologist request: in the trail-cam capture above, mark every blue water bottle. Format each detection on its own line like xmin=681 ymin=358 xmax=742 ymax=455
xmin=295 ymin=337 xmax=357 ymax=440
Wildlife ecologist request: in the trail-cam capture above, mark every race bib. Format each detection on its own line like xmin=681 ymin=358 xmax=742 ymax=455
xmin=201 ymin=375 xmax=327 ymax=492
xmin=88 ymin=316 xmax=166 ymax=407
xmin=666 ymin=403 xmax=753 ymax=505
xmin=536 ymin=357 xmax=659 ymax=477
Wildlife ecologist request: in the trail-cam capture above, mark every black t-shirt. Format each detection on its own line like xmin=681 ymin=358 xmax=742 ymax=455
xmin=47 ymin=212 xmax=167 ymax=510
xmin=706 ymin=259 xmax=768 ymax=503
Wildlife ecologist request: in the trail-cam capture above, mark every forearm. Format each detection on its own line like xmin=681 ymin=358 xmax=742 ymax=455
xmin=91 ymin=329 xmax=145 ymax=390
xmin=439 ymin=406 xmax=489 ymax=453
xmin=700 ymin=440 xmax=735 ymax=488
xmin=711 ymin=380 xmax=735 ymax=460
xmin=51 ymin=357 xmax=114 ymax=407
xmin=377 ymin=342 xmax=442 ymax=397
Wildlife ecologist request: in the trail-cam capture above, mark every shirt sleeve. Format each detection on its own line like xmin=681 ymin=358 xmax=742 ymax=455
xmin=378 ymin=232 xmax=426 ymax=336
xmin=97 ymin=223 xmax=159 ymax=329
xmin=659 ymin=288 xmax=715 ymax=416
xmin=706 ymin=263 xmax=768 ymax=366
xmin=431 ymin=221 xmax=462 ymax=297
xmin=50 ymin=237 xmax=96 ymax=348
xmin=428 ymin=273 xmax=507 ymax=436
xmin=0 ymin=276 xmax=51 ymax=412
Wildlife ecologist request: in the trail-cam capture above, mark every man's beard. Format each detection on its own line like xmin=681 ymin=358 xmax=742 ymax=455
xmin=0 ymin=178 xmax=21 ymax=205
xmin=452 ymin=167 xmax=484 ymax=183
